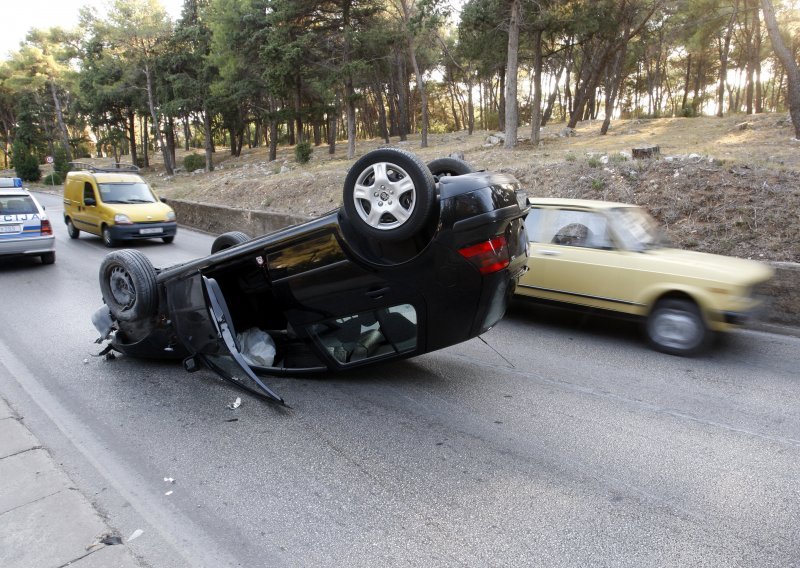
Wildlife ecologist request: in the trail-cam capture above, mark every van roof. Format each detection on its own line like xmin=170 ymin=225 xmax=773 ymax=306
xmin=67 ymin=171 xmax=145 ymax=183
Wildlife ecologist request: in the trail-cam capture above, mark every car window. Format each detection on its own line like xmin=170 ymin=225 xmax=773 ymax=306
xmin=523 ymin=208 xmax=544 ymax=242
xmin=83 ymin=183 xmax=96 ymax=203
xmin=0 ymin=195 xmax=38 ymax=215
xmin=309 ymin=304 xmax=418 ymax=364
xmin=98 ymin=182 xmax=156 ymax=204
xmin=547 ymin=210 xmax=613 ymax=249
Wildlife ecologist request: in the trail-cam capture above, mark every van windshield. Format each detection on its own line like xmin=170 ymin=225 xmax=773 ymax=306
xmin=98 ymin=183 xmax=157 ymax=204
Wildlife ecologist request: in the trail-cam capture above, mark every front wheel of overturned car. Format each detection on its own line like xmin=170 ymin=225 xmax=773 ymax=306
xmin=343 ymin=148 xmax=436 ymax=242
xmin=99 ymin=249 xmax=159 ymax=322
xmin=427 ymin=157 xmax=475 ymax=182
xmin=211 ymin=231 xmax=251 ymax=254
xmin=646 ymin=298 xmax=710 ymax=356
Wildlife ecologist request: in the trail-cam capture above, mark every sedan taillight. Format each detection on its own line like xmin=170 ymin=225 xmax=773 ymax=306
xmin=40 ymin=219 xmax=53 ymax=236
xmin=458 ymin=235 xmax=509 ymax=275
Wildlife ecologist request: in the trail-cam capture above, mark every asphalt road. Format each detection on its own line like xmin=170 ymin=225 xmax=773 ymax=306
xmin=1 ymin=192 xmax=798 ymax=567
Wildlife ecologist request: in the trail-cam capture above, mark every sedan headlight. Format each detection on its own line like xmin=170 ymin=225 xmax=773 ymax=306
xmin=114 ymin=213 xmax=132 ymax=224
xmin=166 ymin=210 xmax=176 ymax=222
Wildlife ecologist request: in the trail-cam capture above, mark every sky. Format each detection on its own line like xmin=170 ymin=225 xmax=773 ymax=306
xmin=0 ymin=0 xmax=185 ymax=58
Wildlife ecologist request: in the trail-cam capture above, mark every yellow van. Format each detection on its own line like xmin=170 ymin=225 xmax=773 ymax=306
xmin=63 ymin=164 xmax=176 ymax=247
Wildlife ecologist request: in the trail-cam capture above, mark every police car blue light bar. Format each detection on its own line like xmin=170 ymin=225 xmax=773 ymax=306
xmin=0 ymin=178 xmax=23 ymax=188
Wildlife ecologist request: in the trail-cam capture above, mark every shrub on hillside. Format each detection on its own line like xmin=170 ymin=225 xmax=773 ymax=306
xmin=295 ymin=141 xmax=312 ymax=164
xmin=12 ymin=141 xmax=41 ymax=182
xmin=53 ymin=145 xmax=71 ymax=177
xmin=42 ymin=172 xmax=62 ymax=185
xmin=184 ymin=153 xmax=205 ymax=172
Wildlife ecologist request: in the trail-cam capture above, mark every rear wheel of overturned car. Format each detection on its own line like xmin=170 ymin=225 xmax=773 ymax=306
xmin=427 ymin=157 xmax=475 ymax=182
xmin=343 ymin=148 xmax=436 ymax=242
xmin=99 ymin=249 xmax=158 ymax=322
xmin=66 ymin=219 xmax=80 ymax=239
xmin=646 ymin=298 xmax=710 ymax=356
xmin=211 ymin=231 xmax=251 ymax=254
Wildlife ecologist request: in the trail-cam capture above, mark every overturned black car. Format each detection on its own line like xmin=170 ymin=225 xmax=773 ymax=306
xmin=93 ymin=149 xmax=529 ymax=405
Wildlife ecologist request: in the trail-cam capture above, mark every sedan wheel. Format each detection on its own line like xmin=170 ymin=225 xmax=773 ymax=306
xmin=99 ymin=250 xmax=158 ymax=322
xmin=427 ymin=157 xmax=475 ymax=182
xmin=343 ymin=148 xmax=435 ymax=242
xmin=646 ymin=299 xmax=709 ymax=356
xmin=211 ymin=231 xmax=251 ymax=254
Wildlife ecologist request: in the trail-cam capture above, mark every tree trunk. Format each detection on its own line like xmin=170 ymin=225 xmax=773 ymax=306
xmin=530 ymin=30 xmax=543 ymax=144
xmin=682 ymin=54 xmax=692 ymax=112
xmin=144 ymin=63 xmax=172 ymax=175
xmin=760 ymin=0 xmax=800 ymax=137
xmin=202 ymin=106 xmax=214 ymax=171
xmin=127 ymin=110 xmax=137 ymax=167
xmin=49 ymin=81 xmax=72 ymax=162
xmin=717 ymin=1 xmax=738 ymax=117
xmin=503 ymin=0 xmax=521 ymax=149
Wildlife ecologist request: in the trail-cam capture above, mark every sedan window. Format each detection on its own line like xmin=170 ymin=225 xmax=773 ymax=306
xmin=547 ymin=210 xmax=613 ymax=249
xmin=0 ymin=195 xmax=37 ymax=215
xmin=310 ymin=304 xmax=418 ymax=364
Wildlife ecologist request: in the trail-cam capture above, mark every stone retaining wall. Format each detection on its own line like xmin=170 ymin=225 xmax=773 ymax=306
xmin=166 ymin=197 xmax=799 ymax=328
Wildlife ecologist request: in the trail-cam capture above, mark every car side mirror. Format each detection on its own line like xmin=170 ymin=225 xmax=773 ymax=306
xmin=85 ymin=198 xmax=96 ymax=206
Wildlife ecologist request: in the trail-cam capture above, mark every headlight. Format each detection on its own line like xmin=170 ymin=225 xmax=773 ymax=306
xmin=166 ymin=211 xmax=176 ymax=222
xmin=114 ymin=213 xmax=132 ymax=224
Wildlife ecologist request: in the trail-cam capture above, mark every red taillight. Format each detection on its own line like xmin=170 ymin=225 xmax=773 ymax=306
xmin=40 ymin=219 xmax=53 ymax=236
xmin=458 ymin=235 xmax=510 ymax=275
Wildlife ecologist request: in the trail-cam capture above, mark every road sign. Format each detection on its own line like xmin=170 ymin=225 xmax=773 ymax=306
xmin=45 ymin=156 xmax=54 ymax=164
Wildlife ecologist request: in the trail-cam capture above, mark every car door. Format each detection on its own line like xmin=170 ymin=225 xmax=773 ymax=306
xmin=520 ymin=207 xmax=640 ymax=313
xmin=73 ymin=181 xmax=101 ymax=235
xmin=165 ymin=272 xmax=287 ymax=404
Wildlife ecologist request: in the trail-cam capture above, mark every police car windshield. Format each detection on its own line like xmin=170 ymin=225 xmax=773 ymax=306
xmin=98 ymin=183 xmax=156 ymax=204
xmin=0 ymin=195 xmax=37 ymax=215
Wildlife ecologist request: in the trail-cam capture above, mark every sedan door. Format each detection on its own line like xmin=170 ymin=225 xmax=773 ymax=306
xmin=520 ymin=207 xmax=643 ymax=314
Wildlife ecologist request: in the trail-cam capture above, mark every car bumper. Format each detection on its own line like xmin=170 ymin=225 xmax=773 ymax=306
xmin=110 ymin=222 xmax=177 ymax=241
xmin=0 ymin=235 xmax=55 ymax=256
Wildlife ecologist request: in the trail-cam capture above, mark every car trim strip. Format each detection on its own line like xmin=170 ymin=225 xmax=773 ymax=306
xmin=517 ymin=283 xmax=645 ymax=307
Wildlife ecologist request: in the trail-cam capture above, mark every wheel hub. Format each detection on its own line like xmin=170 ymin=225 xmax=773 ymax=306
xmin=109 ymin=267 xmax=135 ymax=310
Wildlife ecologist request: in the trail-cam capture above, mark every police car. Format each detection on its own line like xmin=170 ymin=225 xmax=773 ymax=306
xmin=0 ymin=178 xmax=56 ymax=264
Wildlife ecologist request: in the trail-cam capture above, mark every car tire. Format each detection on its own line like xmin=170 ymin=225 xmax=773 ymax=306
xmin=343 ymin=148 xmax=436 ymax=242
xmin=427 ymin=157 xmax=475 ymax=182
xmin=40 ymin=251 xmax=55 ymax=265
xmin=102 ymin=226 xmax=117 ymax=248
xmin=162 ymin=236 xmax=175 ymax=244
xmin=646 ymin=299 xmax=710 ymax=356
xmin=211 ymin=231 xmax=251 ymax=253
xmin=66 ymin=219 xmax=80 ymax=239
xmin=99 ymin=250 xmax=158 ymax=322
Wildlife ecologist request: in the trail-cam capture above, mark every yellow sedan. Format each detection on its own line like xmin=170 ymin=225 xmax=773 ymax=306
xmin=516 ymin=198 xmax=774 ymax=355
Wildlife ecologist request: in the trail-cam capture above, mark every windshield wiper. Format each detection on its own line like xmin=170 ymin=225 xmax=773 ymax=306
xmin=125 ymin=198 xmax=155 ymax=203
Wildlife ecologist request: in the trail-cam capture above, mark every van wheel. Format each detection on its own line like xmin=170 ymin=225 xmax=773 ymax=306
xmin=102 ymin=226 xmax=117 ymax=248
xmin=40 ymin=252 xmax=56 ymax=265
xmin=99 ymin=250 xmax=158 ymax=322
xmin=66 ymin=219 xmax=80 ymax=239
xmin=343 ymin=148 xmax=435 ymax=242
xmin=162 ymin=236 xmax=175 ymax=244
xmin=646 ymin=299 xmax=710 ymax=356
xmin=211 ymin=231 xmax=251 ymax=253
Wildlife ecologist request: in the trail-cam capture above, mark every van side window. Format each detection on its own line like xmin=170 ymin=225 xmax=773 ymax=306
xmin=83 ymin=183 xmax=95 ymax=203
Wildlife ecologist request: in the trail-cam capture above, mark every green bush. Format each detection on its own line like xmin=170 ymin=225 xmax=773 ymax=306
xmin=12 ymin=141 xmax=41 ymax=182
xmin=295 ymin=141 xmax=312 ymax=164
xmin=42 ymin=172 xmax=62 ymax=185
xmin=53 ymin=145 xmax=71 ymax=177
xmin=183 ymin=153 xmax=205 ymax=172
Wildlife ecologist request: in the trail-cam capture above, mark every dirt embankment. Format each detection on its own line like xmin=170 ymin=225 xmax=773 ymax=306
xmin=20 ymin=113 xmax=800 ymax=263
